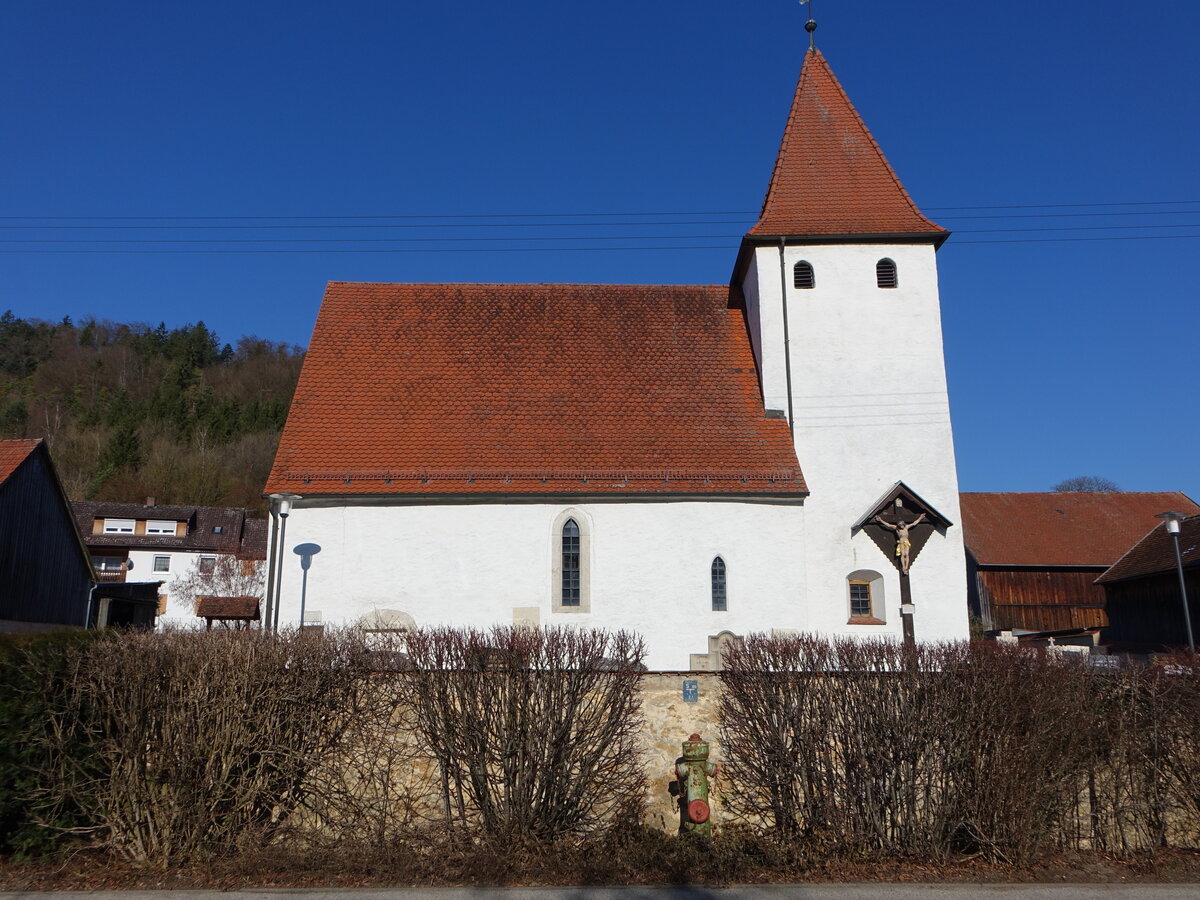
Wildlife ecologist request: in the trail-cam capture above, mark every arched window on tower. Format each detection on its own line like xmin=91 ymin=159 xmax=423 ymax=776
xmin=876 ymin=258 xmax=898 ymax=289
xmin=561 ymin=518 xmax=581 ymax=607
xmin=711 ymin=557 xmax=727 ymax=611
xmin=793 ymin=260 xmax=815 ymax=289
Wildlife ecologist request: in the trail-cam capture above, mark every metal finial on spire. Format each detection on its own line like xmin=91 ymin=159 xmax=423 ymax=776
xmin=800 ymin=0 xmax=817 ymax=50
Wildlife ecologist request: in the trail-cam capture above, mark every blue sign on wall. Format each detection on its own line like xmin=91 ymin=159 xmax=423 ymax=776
xmin=682 ymin=679 xmax=699 ymax=702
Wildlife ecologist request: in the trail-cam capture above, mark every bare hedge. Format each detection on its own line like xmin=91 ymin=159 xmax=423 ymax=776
xmin=718 ymin=635 xmax=1200 ymax=862
xmin=37 ymin=630 xmax=369 ymax=864
xmin=392 ymin=626 xmax=647 ymax=843
xmin=18 ymin=626 xmax=648 ymax=863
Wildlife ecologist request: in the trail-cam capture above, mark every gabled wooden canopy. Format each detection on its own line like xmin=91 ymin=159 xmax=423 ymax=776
xmin=852 ymin=482 xmax=953 ymax=574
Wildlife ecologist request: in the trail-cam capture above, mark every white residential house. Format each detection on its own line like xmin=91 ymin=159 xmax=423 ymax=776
xmin=265 ymin=46 xmax=970 ymax=669
xmin=71 ymin=500 xmax=267 ymax=627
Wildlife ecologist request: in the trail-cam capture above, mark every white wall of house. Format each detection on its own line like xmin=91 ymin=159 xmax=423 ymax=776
xmin=124 ymin=548 xmax=216 ymax=626
xmin=275 ymin=499 xmax=812 ymax=670
xmin=740 ymin=241 xmax=969 ymax=642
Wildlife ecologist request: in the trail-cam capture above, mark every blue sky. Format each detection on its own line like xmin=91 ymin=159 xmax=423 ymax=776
xmin=2 ymin=1 xmax=1198 ymax=500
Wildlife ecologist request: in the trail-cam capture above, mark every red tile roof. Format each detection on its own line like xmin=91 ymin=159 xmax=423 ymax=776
xmin=1098 ymin=514 xmax=1200 ymax=584
xmin=266 ymin=283 xmax=805 ymax=496
xmin=0 ymin=439 xmax=41 ymax=483
xmin=71 ymin=500 xmax=268 ymax=559
xmin=195 ymin=596 xmax=261 ymax=619
xmin=961 ymin=492 xmax=1200 ymax=568
xmin=748 ymin=49 xmax=946 ymax=240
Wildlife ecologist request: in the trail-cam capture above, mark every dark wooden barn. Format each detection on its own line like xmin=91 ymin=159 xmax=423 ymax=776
xmin=960 ymin=491 xmax=1200 ymax=637
xmin=0 ymin=440 xmax=95 ymax=631
xmin=1097 ymin=514 xmax=1200 ymax=652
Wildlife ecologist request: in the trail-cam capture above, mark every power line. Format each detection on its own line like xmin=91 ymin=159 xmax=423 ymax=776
xmin=1 ymin=210 xmax=1197 ymax=234
xmin=0 ymin=200 xmax=1197 ymax=221
xmin=4 ymin=222 xmax=1200 ymax=246
xmin=3 ymin=234 xmax=1200 ymax=254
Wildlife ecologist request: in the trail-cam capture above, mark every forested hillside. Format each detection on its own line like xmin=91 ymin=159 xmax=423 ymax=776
xmin=0 ymin=311 xmax=303 ymax=511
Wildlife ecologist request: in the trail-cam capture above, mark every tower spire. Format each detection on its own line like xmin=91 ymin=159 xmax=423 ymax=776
xmin=746 ymin=48 xmax=947 ymax=242
xmin=802 ymin=0 xmax=817 ymax=50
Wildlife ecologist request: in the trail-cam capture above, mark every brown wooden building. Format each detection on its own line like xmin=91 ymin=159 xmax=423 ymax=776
xmin=1097 ymin=513 xmax=1200 ymax=651
xmin=960 ymin=492 xmax=1200 ymax=635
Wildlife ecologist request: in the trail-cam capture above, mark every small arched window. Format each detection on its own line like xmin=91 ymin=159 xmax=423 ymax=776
xmin=793 ymin=260 xmax=815 ymax=289
xmin=711 ymin=557 xmax=727 ymax=611
xmin=847 ymin=570 xmax=885 ymax=624
xmin=561 ymin=518 xmax=581 ymax=607
xmin=876 ymin=258 xmax=898 ymax=289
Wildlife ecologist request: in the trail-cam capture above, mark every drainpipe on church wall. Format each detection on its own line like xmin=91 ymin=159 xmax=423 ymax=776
xmin=777 ymin=238 xmax=795 ymax=438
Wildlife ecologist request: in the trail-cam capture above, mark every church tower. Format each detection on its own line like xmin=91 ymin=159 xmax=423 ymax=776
xmin=734 ymin=41 xmax=969 ymax=641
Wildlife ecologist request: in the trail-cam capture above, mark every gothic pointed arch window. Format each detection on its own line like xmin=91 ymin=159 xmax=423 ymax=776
xmin=876 ymin=258 xmax=898 ymax=289
xmin=711 ymin=557 xmax=727 ymax=611
xmin=552 ymin=509 xmax=591 ymax=613
xmin=561 ymin=518 xmax=581 ymax=607
xmin=793 ymin=260 xmax=815 ymax=289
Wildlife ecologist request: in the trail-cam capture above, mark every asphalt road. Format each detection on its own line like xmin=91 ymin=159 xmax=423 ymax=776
xmin=3 ymin=887 xmax=1198 ymax=900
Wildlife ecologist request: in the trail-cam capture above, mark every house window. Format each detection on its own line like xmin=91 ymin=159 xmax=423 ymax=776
xmin=847 ymin=570 xmax=885 ymax=624
xmin=793 ymin=260 xmax=815 ymax=289
xmin=552 ymin=510 xmax=591 ymax=613
xmin=876 ymin=258 xmax=898 ymax=289
xmin=198 ymin=556 xmax=216 ymax=575
xmin=103 ymin=518 xmax=135 ymax=534
xmin=93 ymin=556 xmax=125 ymax=572
xmin=146 ymin=520 xmax=177 ymax=535
xmin=153 ymin=556 xmax=171 ymax=573
xmin=849 ymin=582 xmax=871 ymax=618
xmin=711 ymin=557 xmax=727 ymax=611
xmin=561 ymin=519 xmax=580 ymax=607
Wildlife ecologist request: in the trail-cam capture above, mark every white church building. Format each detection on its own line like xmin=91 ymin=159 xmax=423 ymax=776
xmin=265 ymin=45 xmax=969 ymax=669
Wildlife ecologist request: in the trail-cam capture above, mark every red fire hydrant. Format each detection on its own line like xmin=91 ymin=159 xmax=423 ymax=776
xmin=673 ymin=732 xmax=718 ymax=835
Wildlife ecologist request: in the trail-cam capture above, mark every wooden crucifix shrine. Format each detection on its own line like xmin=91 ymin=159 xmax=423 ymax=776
xmin=853 ymin=482 xmax=953 ymax=647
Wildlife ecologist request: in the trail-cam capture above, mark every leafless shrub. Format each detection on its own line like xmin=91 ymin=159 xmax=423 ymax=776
xmin=392 ymin=626 xmax=646 ymax=843
xmin=718 ymin=636 xmax=1200 ymax=863
xmin=38 ymin=629 xmax=368 ymax=865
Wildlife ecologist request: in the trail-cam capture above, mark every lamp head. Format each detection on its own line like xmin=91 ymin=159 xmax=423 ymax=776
xmin=1157 ymin=511 xmax=1184 ymax=535
xmin=270 ymin=492 xmax=302 ymax=517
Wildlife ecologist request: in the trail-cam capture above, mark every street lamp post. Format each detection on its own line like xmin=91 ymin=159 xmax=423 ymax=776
xmin=1156 ymin=511 xmax=1195 ymax=653
xmin=267 ymin=493 xmax=301 ymax=632
xmin=292 ymin=543 xmax=321 ymax=629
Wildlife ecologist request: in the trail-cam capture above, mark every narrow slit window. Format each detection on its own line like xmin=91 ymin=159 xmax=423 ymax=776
xmin=711 ymin=557 xmax=727 ymax=611
xmin=561 ymin=518 xmax=581 ymax=607
xmin=793 ymin=260 xmax=815 ymax=289
xmin=876 ymin=258 xmax=898 ymax=289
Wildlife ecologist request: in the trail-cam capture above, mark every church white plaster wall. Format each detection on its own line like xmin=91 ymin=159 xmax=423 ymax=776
xmin=746 ymin=242 xmax=969 ymax=641
xmin=273 ymin=499 xmax=807 ymax=670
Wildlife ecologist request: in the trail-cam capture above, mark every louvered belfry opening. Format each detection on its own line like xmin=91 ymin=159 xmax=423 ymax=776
xmin=793 ymin=260 xmax=815 ymax=290
xmin=876 ymin=258 xmax=898 ymax=289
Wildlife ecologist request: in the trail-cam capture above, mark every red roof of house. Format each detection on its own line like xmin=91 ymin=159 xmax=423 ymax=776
xmin=1098 ymin=514 xmax=1200 ymax=584
xmin=195 ymin=596 xmax=261 ymax=619
xmin=748 ymin=49 xmax=946 ymax=240
xmin=266 ymin=283 xmax=805 ymax=496
xmin=0 ymin=439 xmax=41 ymax=483
xmin=961 ymin=492 xmax=1200 ymax=568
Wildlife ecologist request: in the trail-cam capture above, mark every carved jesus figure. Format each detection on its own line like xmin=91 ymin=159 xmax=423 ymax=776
xmin=873 ymin=513 xmax=927 ymax=574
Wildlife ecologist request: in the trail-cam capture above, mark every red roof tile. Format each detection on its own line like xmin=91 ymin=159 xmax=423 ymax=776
xmin=1098 ymin=514 xmax=1200 ymax=584
xmin=748 ymin=49 xmax=946 ymax=239
xmin=961 ymin=492 xmax=1200 ymax=568
xmin=266 ymin=283 xmax=805 ymax=496
xmin=195 ymin=596 xmax=261 ymax=619
xmin=0 ymin=439 xmax=40 ymax=483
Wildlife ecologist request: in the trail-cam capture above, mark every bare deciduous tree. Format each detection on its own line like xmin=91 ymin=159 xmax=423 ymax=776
xmin=1053 ymin=475 xmax=1120 ymax=492
xmin=170 ymin=553 xmax=264 ymax=616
